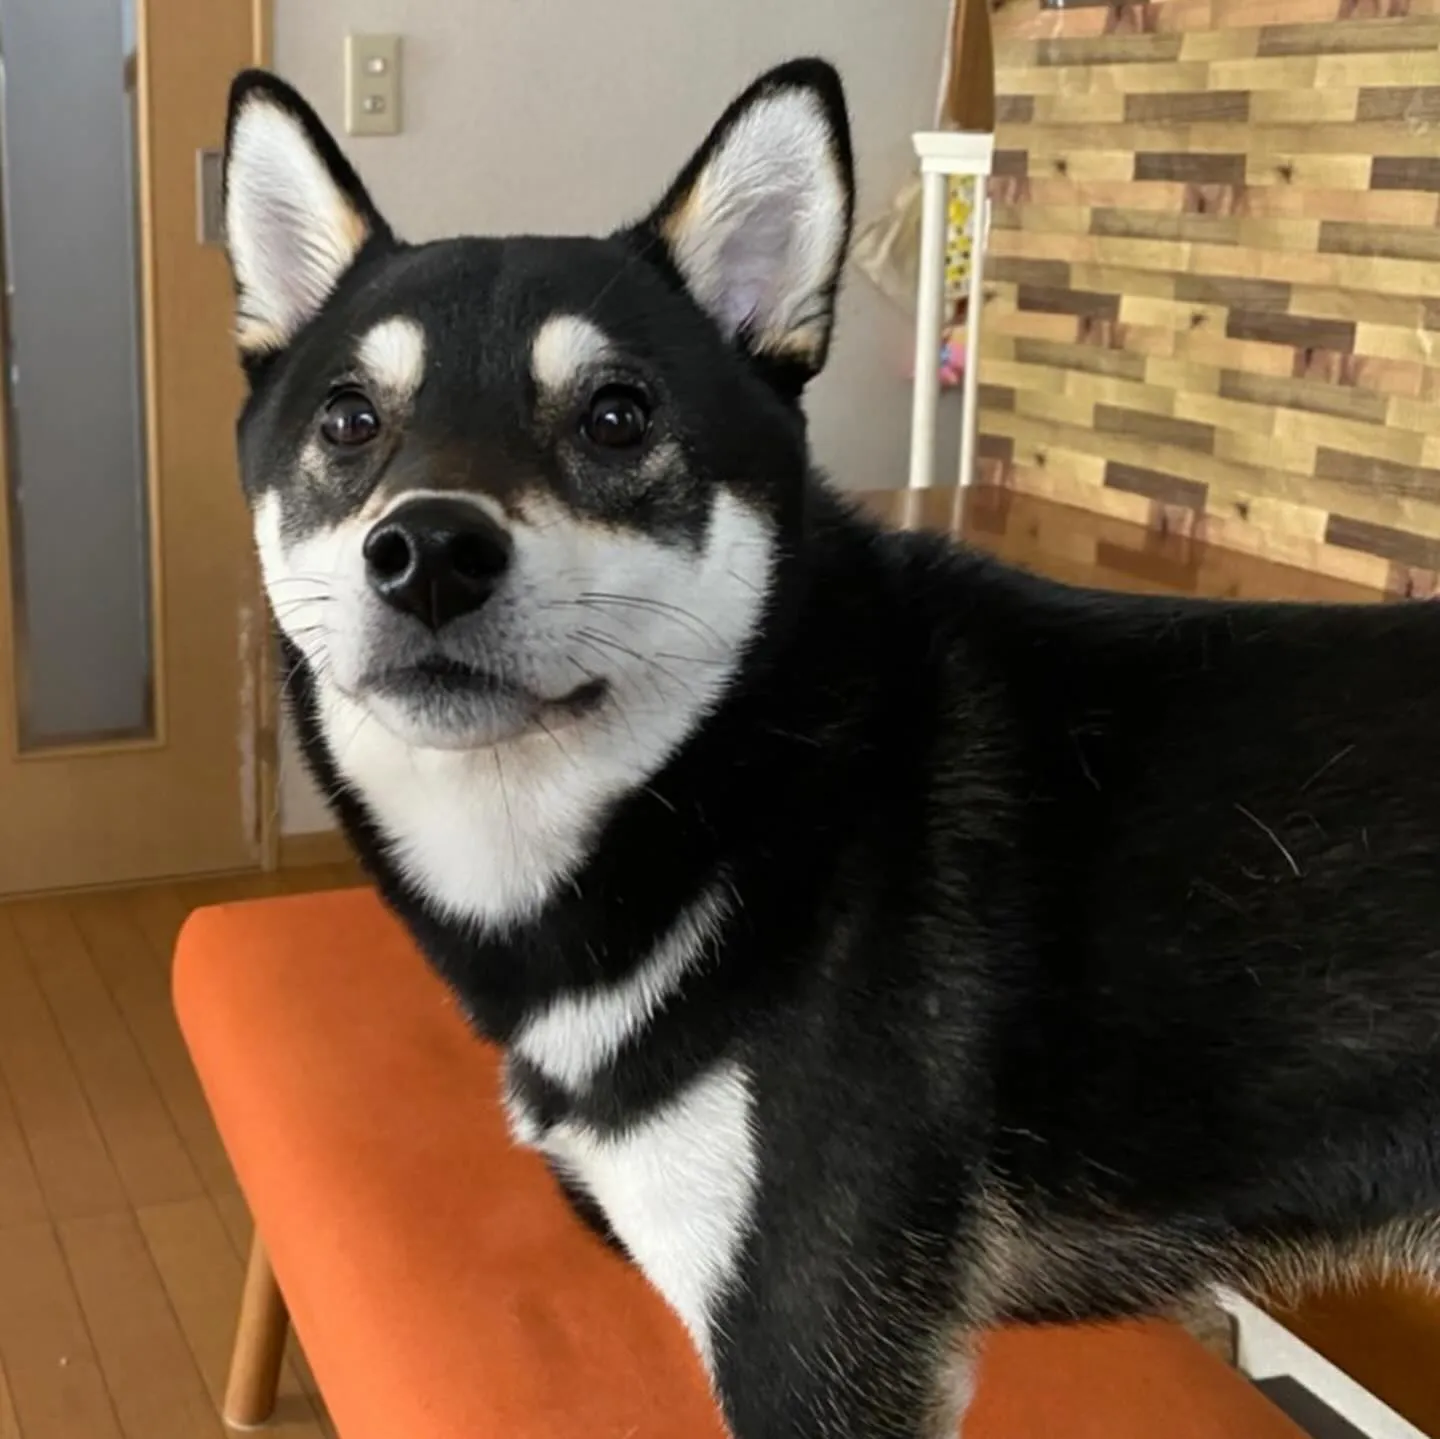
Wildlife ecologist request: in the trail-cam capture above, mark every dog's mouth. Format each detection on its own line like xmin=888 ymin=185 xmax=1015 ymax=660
xmin=367 ymin=656 xmax=607 ymax=718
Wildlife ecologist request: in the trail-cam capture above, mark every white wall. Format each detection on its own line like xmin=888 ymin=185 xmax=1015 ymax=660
xmin=273 ymin=0 xmax=952 ymax=834
xmin=279 ymin=704 xmax=334 ymax=834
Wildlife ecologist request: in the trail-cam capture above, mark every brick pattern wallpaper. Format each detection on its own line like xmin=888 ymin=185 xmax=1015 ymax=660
xmin=981 ymin=0 xmax=1440 ymax=593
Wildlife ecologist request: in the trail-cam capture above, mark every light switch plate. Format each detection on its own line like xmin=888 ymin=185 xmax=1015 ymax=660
xmin=344 ymin=34 xmax=401 ymax=136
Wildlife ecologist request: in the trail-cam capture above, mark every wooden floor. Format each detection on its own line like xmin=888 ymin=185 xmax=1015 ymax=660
xmin=0 ymin=489 xmax=1431 ymax=1437
xmin=0 ymin=864 xmax=357 ymax=1439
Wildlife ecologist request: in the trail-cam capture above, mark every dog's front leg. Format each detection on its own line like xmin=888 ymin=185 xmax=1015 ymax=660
xmin=710 ymin=1258 xmax=974 ymax=1439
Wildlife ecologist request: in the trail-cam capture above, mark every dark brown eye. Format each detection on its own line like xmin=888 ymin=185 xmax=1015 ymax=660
xmin=320 ymin=389 xmax=381 ymax=447
xmin=581 ymin=385 xmax=651 ymax=449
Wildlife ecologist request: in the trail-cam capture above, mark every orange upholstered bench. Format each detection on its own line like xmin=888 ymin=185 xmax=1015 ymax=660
xmin=174 ymin=887 xmax=1306 ymax=1439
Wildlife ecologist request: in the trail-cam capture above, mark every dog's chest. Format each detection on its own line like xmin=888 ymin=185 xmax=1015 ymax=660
xmin=505 ymin=1059 xmax=759 ymax=1370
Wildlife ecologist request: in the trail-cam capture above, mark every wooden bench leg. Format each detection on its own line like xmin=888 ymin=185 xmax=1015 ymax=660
xmin=224 ymin=1234 xmax=289 ymax=1429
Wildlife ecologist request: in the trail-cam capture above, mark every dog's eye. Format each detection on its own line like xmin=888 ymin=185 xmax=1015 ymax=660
xmin=320 ymin=389 xmax=382 ymax=448
xmin=581 ymin=385 xmax=650 ymax=450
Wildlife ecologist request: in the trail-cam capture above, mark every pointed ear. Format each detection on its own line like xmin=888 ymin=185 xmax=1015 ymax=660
xmin=633 ymin=59 xmax=855 ymax=388
xmin=222 ymin=70 xmax=391 ymax=360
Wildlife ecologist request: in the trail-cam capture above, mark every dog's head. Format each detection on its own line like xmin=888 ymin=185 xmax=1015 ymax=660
xmin=223 ymin=61 xmax=852 ymax=760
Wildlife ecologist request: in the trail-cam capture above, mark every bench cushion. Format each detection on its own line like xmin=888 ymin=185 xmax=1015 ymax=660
xmin=174 ymin=888 xmax=1303 ymax=1439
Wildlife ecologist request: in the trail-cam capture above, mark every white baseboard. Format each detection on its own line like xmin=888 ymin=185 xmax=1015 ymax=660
xmin=1216 ymin=1289 xmax=1425 ymax=1439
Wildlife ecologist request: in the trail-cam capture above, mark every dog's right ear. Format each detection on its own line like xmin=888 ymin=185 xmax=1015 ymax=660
xmin=223 ymin=70 xmax=391 ymax=362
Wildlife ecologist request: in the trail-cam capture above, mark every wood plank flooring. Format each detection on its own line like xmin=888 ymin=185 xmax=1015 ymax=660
xmin=0 ymin=865 xmax=357 ymax=1439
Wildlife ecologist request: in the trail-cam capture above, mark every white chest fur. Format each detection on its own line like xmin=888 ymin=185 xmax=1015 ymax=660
xmin=524 ymin=1061 xmax=759 ymax=1372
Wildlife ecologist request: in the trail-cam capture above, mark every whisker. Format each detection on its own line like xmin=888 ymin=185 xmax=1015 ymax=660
xmin=573 ymin=592 xmax=724 ymax=647
xmin=573 ymin=634 xmax=666 ymax=707
xmin=643 ymin=785 xmax=678 ymax=816
xmin=269 ymin=600 xmax=336 ymax=620
xmin=565 ymin=654 xmax=642 ymax=747
xmin=333 ymin=702 xmax=377 ymax=772
xmin=574 ymin=626 xmax=690 ymax=696
xmin=1234 ymin=802 xmax=1302 ymax=879
xmin=726 ymin=567 xmax=763 ymax=596
xmin=493 ymin=748 xmax=516 ymax=838
xmin=533 ymin=714 xmax=576 ymax=768
xmin=266 ymin=574 xmax=342 ymax=590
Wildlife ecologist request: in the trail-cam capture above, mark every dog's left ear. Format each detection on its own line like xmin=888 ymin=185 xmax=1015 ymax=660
xmin=632 ymin=59 xmax=854 ymax=389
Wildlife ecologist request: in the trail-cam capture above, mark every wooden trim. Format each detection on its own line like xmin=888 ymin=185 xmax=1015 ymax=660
xmin=253 ymin=0 xmax=273 ymax=66
xmin=250 ymin=0 xmax=281 ymax=872
xmin=135 ymin=0 xmax=170 ymax=753
xmin=13 ymin=734 xmax=167 ymax=763
xmin=278 ymin=829 xmax=351 ymax=871
xmin=256 ymin=639 xmax=281 ymax=872
xmin=0 ymin=248 xmax=18 ymax=760
xmin=0 ymin=862 xmax=264 ymax=903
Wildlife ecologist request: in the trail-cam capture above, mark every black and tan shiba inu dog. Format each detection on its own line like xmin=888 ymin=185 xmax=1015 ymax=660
xmin=222 ymin=58 xmax=1440 ymax=1438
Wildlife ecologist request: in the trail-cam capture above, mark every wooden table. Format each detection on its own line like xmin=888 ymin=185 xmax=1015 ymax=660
xmin=858 ymin=485 xmax=1384 ymax=606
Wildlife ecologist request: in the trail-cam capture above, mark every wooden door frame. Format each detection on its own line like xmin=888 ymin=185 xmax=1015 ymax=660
xmin=153 ymin=0 xmax=284 ymax=875
xmin=250 ymin=0 xmax=282 ymax=872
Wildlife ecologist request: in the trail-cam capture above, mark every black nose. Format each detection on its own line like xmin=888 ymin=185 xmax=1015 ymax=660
xmin=363 ymin=496 xmax=512 ymax=630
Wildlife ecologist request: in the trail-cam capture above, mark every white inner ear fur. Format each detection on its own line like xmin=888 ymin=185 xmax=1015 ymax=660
xmin=663 ymin=89 xmax=846 ymax=360
xmin=359 ymin=316 xmax=426 ymax=402
xmin=226 ymin=98 xmax=371 ymax=354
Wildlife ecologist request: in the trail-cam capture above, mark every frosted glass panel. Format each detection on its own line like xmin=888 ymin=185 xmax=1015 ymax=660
xmin=1 ymin=0 xmax=154 ymax=748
